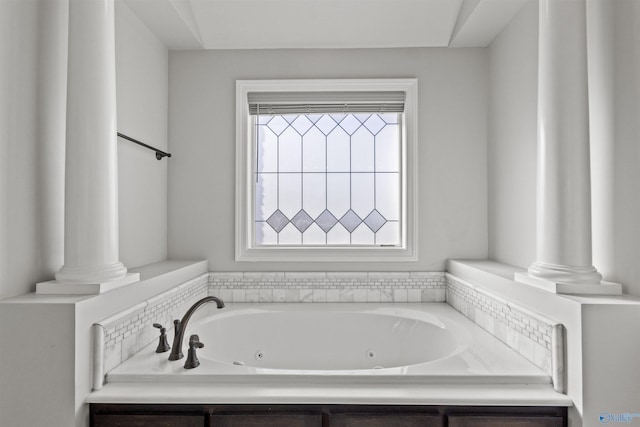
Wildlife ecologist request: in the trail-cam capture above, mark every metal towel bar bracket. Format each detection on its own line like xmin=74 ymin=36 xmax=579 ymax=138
xmin=117 ymin=132 xmax=172 ymax=160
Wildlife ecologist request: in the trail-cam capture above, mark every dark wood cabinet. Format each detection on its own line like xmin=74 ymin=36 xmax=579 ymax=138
xmin=93 ymin=413 xmax=205 ymax=427
xmin=90 ymin=404 xmax=567 ymax=427
xmin=448 ymin=415 xmax=565 ymax=427
xmin=332 ymin=413 xmax=442 ymax=427
xmin=211 ymin=413 xmax=322 ymax=427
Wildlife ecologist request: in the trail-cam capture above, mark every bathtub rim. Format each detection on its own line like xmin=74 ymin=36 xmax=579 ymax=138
xmin=105 ymin=303 xmax=553 ymax=387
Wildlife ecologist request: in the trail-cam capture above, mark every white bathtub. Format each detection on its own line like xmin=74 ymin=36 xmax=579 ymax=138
xmin=198 ymin=305 xmax=466 ymax=370
xmin=106 ymin=303 xmax=551 ymax=386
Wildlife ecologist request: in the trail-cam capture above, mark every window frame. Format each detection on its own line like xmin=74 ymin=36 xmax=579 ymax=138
xmin=235 ymin=79 xmax=418 ymax=262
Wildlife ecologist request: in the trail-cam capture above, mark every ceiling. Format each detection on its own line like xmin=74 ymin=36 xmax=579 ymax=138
xmin=123 ymin=0 xmax=528 ymax=50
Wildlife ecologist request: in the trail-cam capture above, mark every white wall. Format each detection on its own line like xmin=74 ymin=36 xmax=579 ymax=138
xmin=168 ymin=48 xmax=489 ymax=272
xmin=0 ymin=302 xmax=77 ymax=426
xmin=115 ymin=1 xmax=169 ymax=268
xmin=0 ymin=0 xmax=168 ymax=300
xmin=589 ymin=0 xmax=640 ymax=297
xmin=0 ymin=0 xmax=67 ymax=300
xmin=487 ymin=0 xmax=640 ymax=297
xmin=487 ymin=0 xmax=537 ymax=270
xmin=581 ymin=302 xmax=640 ymax=426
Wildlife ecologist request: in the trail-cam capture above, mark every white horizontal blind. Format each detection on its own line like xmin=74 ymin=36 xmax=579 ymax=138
xmin=248 ymin=91 xmax=406 ymax=115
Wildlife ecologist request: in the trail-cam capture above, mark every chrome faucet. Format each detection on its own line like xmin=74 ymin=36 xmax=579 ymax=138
xmin=168 ymin=296 xmax=225 ymax=361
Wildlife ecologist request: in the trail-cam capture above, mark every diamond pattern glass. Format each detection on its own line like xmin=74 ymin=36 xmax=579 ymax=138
xmin=329 ymin=113 xmax=346 ymax=124
xmin=364 ymin=210 xmax=386 ymax=232
xmin=340 ymin=209 xmax=363 ymax=233
xmin=338 ymin=114 xmax=362 ymax=135
xmin=315 ymin=115 xmax=339 ymax=135
xmin=291 ymin=210 xmax=314 ymax=232
xmin=265 ymin=115 xmax=290 ymax=136
xmin=315 ymin=209 xmax=338 ymax=232
xmin=283 ymin=114 xmax=298 ymax=125
xmin=266 ymin=210 xmax=289 ymax=232
xmin=363 ymin=114 xmax=387 ymax=135
xmin=255 ymin=112 xmax=401 ymax=246
xmin=291 ymin=115 xmax=313 ymax=135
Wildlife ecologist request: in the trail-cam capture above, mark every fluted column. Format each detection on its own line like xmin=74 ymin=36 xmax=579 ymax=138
xmin=37 ymin=0 xmax=138 ymax=294
xmin=515 ymin=0 xmax=620 ymax=295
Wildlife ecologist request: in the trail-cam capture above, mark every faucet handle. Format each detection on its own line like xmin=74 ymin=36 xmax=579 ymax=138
xmin=189 ymin=334 xmax=204 ymax=349
xmin=184 ymin=334 xmax=204 ymax=369
xmin=152 ymin=323 xmax=171 ymax=353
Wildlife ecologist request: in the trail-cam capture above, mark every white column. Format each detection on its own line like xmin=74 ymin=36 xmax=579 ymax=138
xmin=515 ymin=0 xmax=620 ymax=295
xmin=37 ymin=0 xmax=138 ymax=294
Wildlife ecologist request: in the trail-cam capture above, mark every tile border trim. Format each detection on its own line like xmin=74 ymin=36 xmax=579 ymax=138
xmin=91 ymin=270 xmax=564 ymax=394
xmin=208 ymin=271 xmax=447 ymax=303
xmin=92 ymin=273 xmax=209 ymax=390
xmin=445 ymin=273 xmax=565 ymax=393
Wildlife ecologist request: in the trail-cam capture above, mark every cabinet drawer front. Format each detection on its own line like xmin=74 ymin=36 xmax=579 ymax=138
xmin=212 ymin=413 xmax=322 ymax=427
xmin=448 ymin=415 xmax=565 ymax=427
xmin=94 ymin=414 xmax=205 ymax=427
xmin=331 ymin=413 xmax=442 ymax=427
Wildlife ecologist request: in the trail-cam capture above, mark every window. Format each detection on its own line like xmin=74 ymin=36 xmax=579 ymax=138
xmin=236 ymin=79 xmax=417 ymax=262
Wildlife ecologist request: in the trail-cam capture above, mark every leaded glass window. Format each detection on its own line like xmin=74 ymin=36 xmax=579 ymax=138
xmin=254 ymin=112 xmax=401 ymax=246
xmin=236 ymin=79 xmax=417 ymax=262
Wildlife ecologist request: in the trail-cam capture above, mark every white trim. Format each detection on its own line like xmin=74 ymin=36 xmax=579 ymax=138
xmin=92 ymin=324 xmax=105 ymax=390
xmin=235 ymin=79 xmax=418 ymax=262
xmin=36 ymin=273 xmax=140 ymax=295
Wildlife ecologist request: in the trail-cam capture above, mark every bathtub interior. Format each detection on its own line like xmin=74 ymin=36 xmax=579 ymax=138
xmin=193 ymin=306 xmax=464 ymax=370
xmin=105 ymin=303 xmax=551 ymax=385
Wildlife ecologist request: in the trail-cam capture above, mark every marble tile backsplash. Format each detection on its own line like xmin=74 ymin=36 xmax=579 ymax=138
xmin=93 ymin=273 xmax=209 ymax=389
xmin=93 ymin=270 xmax=564 ymax=393
xmin=445 ymin=273 xmax=564 ymax=391
xmin=209 ymin=271 xmax=447 ymax=303
xmin=93 ymin=271 xmax=447 ymax=389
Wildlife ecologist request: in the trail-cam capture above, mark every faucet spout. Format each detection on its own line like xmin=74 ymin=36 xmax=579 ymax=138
xmin=168 ymin=296 xmax=225 ymax=361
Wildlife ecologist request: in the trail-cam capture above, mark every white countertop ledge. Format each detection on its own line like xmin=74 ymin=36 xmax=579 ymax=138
xmin=86 ymin=382 xmax=572 ymax=406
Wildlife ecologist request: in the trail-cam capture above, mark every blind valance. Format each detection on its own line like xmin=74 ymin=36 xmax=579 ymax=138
xmin=248 ymin=91 xmax=406 ymax=115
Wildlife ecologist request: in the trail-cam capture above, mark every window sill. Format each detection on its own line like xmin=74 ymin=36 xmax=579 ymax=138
xmin=236 ymin=246 xmax=417 ymax=262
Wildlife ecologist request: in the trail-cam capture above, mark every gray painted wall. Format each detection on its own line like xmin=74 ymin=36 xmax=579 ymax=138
xmin=115 ymin=1 xmax=168 ymax=268
xmin=487 ymin=1 xmax=537 ymax=270
xmin=167 ymin=48 xmax=489 ymax=272
xmin=589 ymin=0 xmax=640 ymax=297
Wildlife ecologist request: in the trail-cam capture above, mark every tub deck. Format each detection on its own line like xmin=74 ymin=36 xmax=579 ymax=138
xmin=88 ymin=303 xmax=571 ymax=406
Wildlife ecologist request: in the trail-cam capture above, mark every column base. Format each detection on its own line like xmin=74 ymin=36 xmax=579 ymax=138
xmin=514 ymin=272 xmax=622 ymax=295
xmin=36 ymin=273 xmax=140 ymax=295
